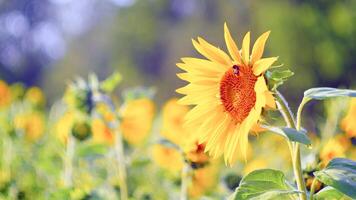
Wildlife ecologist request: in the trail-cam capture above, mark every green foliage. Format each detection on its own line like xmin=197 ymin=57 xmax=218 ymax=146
xmin=314 ymin=186 xmax=352 ymax=200
xmin=229 ymin=169 xmax=300 ymax=200
xmin=76 ymin=143 xmax=109 ymax=158
xmin=266 ymin=69 xmax=294 ymax=90
xmin=304 ymin=87 xmax=356 ymax=100
xmin=100 ymin=72 xmax=122 ymax=93
xmin=314 ymin=158 xmax=356 ymax=199
xmin=263 ymin=126 xmax=311 ymax=145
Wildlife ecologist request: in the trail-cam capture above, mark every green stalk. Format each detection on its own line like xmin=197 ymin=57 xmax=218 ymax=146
xmin=309 ymin=178 xmax=318 ymax=200
xmin=276 ymin=92 xmax=308 ymax=200
xmin=63 ymin=135 xmax=75 ymax=187
xmin=180 ymin=163 xmax=190 ymax=200
xmin=114 ymin=128 xmax=128 ymax=200
xmin=98 ymin=94 xmax=129 ymax=200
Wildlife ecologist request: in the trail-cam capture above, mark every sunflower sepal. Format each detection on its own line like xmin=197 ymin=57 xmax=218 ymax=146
xmin=265 ymin=68 xmax=294 ymax=91
xmin=229 ymin=168 xmax=301 ymax=200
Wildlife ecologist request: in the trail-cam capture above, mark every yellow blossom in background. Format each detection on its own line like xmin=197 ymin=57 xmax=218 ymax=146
xmin=161 ymin=98 xmax=190 ymax=146
xmin=184 ymin=142 xmax=210 ymax=164
xmin=188 ymin=163 xmax=219 ymax=198
xmin=0 ymin=170 xmax=11 ymax=191
xmin=341 ymin=99 xmax=356 ymax=138
xmin=25 ymin=86 xmax=46 ymax=107
xmin=176 ymin=23 xmax=276 ymax=166
xmin=120 ymin=98 xmax=155 ymax=146
xmin=55 ymin=111 xmax=76 ymax=143
xmin=242 ymin=156 xmax=268 ymax=175
xmin=95 ymin=103 xmax=116 ymax=123
xmin=320 ymin=137 xmax=347 ymax=166
xmin=152 ymin=144 xmax=184 ymax=173
xmin=14 ymin=112 xmax=45 ymax=142
xmin=91 ymin=118 xmax=114 ymax=145
xmin=10 ymin=83 xmax=25 ymax=101
xmin=0 ymin=80 xmax=11 ymax=109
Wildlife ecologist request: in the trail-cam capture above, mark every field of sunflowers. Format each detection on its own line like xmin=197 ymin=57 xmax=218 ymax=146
xmin=0 ymin=1 xmax=356 ymax=200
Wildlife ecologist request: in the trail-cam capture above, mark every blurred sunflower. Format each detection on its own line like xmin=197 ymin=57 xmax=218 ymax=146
xmin=14 ymin=112 xmax=45 ymax=142
xmin=55 ymin=111 xmax=76 ymax=143
xmin=320 ymin=137 xmax=347 ymax=166
xmin=120 ymin=98 xmax=155 ymax=146
xmin=151 ymin=144 xmax=184 ymax=173
xmin=176 ymin=23 xmax=276 ymax=165
xmin=0 ymin=80 xmax=11 ymax=109
xmin=25 ymin=87 xmax=45 ymax=107
xmin=188 ymin=163 xmax=219 ymax=198
xmin=341 ymin=99 xmax=356 ymax=138
xmin=91 ymin=118 xmax=114 ymax=145
xmin=161 ymin=98 xmax=190 ymax=146
xmin=161 ymin=99 xmax=210 ymax=165
xmin=184 ymin=142 xmax=210 ymax=165
xmin=242 ymin=156 xmax=268 ymax=175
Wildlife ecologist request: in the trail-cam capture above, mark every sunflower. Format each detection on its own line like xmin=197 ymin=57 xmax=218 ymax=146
xmin=120 ymin=98 xmax=155 ymax=145
xmin=14 ymin=111 xmax=45 ymax=142
xmin=91 ymin=118 xmax=114 ymax=145
xmin=0 ymin=80 xmax=11 ymax=109
xmin=151 ymin=144 xmax=184 ymax=173
xmin=176 ymin=23 xmax=276 ymax=166
xmin=25 ymin=86 xmax=46 ymax=107
xmin=341 ymin=99 xmax=356 ymax=138
xmin=320 ymin=137 xmax=347 ymax=166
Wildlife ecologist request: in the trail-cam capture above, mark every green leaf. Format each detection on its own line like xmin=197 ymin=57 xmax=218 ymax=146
xmin=314 ymin=158 xmax=356 ymax=198
xmin=100 ymin=71 xmax=122 ymax=93
xmin=266 ymin=69 xmax=294 ymax=90
xmin=76 ymin=143 xmax=109 ymax=157
xmin=263 ymin=126 xmax=311 ymax=145
xmin=229 ymin=169 xmax=300 ymax=200
xmin=314 ymin=186 xmax=352 ymax=200
xmin=304 ymin=87 xmax=356 ymax=100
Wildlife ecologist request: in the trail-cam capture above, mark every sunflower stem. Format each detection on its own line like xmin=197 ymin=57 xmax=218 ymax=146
xmin=275 ymin=92 xmax=307 ymax=200
xmin=113 ymin=128 xmax=128 ymax=200
xmin=309 ymin=178 xmax=318 ymax=200
xmin=180 ymin=163 xmax=190 ymax=200
xmin=96 ymin=93 xmax=129 ymax=200
xmin=63 ymin=135 xmax=75 ymax=187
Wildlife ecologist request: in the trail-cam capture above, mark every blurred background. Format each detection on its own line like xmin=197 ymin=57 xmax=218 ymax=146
xmin=0 ymin=0 xmax=355 ymax=106
xmin=0 ymin=1 xmax=355 ymax=199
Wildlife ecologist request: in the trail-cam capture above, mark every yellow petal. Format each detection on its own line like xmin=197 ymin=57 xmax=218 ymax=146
xmin=241 ymin=32 xmax=250 ymax=66
xmin=180 ymin=57 xmax=227 ymax=73
xmin=224 ymin=124 xmax=240 ymax=165
xmin=250 ymin=31 xmax=270 ymax=65
xmin=176 ymin=63 xmax=220 ymax=78
xmin=176 ymin=73 xmax=219 ymax=84
xmin=192 ymin=38 xmax=231 ymax=66
xmin=235 ymin=108 xmax=260 ymax=163
xmin=254 ymin=76 xmax=268 ymax=93
xmin=197 ymin=107 xmax=225 ymax=143
xmin=184 ymin=103 xmax=219 ymax=124
xmin=205 ymin=114 xmax=230 ymax=152
xmin=224 ymin=23 xmax=243 ymax=65
xmin=226 ymin=125 xmax=242 ymax=166
xmin=265 ymin=91 xmax=276 ymax=109
xmin=177 ymin=92 xmax=217 ymax=105
xmin=252 ymin=57 xmax=278 ymax=76
xmin=176 ymin=84 xmax=217 ymax=95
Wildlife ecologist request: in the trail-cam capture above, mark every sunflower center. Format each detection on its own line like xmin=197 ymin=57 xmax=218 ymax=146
xmin=219 ymin=65 xmax=257 ymax=123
